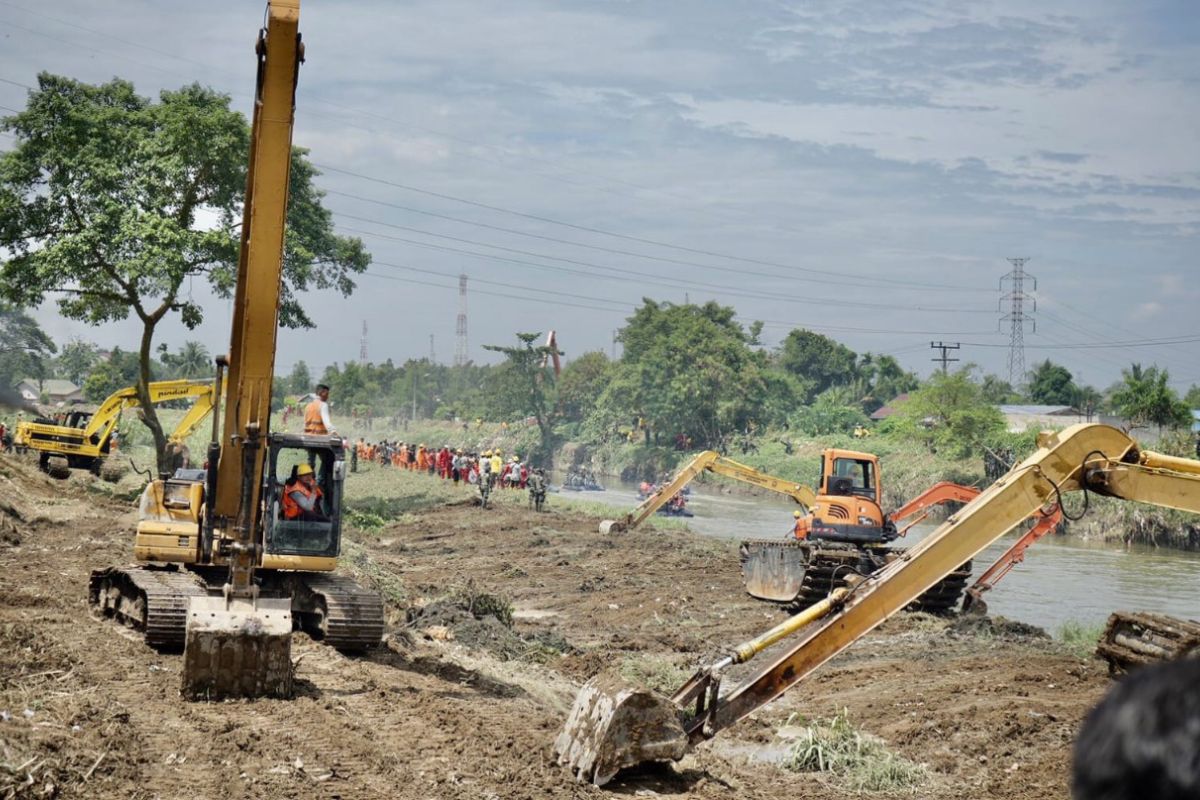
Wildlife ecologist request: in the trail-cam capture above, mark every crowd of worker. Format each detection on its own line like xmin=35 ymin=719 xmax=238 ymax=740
xmin=349 ymin=439 xmax=544 ymax=491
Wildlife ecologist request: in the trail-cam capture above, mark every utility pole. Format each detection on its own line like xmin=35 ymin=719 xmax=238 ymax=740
xmin=454 ymin=274 xmax=468 ymax=367
xmin=930 ymin=341 xmax=960 ymax=374
xmin=999 ymin=257 xmax=1036 ymax=388
xmin=359 ymin=320 xmax=368 ymax=365
xmin=611 ymin=330 xmax=618 ymax=359
xmin=429 ymin=334 xmax=435 ymax=363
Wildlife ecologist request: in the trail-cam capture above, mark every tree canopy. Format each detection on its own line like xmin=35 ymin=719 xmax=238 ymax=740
xmin=1027 ymin=359 xmax=1078 ymax=406
xmin=0 ymin=303 xmax=55 ymax=388
xmin=1109 ymin=364 xmax=1191 ymax=432
xmin=778 ymin=328 xmax=857 ymax=403
xmin=0 ymin=73 xmax=369 ymax=469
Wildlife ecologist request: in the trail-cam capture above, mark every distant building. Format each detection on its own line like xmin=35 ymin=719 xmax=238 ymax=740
xmin=996 ymin=404 xmax=1081 ymax=433
xmin=869 ymin=393 xmax=910 ymax=422
xmin=16 ymin=379 xmax=83 ymax=406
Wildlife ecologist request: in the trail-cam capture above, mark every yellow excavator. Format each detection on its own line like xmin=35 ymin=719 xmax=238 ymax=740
xmin=89 ymin=0 xmax=383 ymax=700
xmin=14 ymin=379 xmax=219 ymax=478
xmin=556 ymin=423 xmax=1200 ymax=786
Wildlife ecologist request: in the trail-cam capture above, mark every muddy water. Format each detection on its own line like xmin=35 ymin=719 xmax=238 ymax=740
xmin=557 ymin=473 xmax=1200 ymax=632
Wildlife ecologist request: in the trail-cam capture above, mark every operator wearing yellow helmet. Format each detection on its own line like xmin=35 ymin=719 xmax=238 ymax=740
xmin=282 ymin=463 xmax=327 ymax=522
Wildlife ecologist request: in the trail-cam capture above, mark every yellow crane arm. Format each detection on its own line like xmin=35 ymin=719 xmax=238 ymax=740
xmin=81 ymin=379 xmax=215 ymax=443
xmin=601 ymin=452 xmax=815 ymax=533
xmin=694 ymin=423 xmax=1200 ymax=738
xmin=165 ymin=380 xmax=224 ymax=444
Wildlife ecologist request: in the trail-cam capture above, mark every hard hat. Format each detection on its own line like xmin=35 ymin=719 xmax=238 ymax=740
xmin=511 ymin=456 xmax=518 ymax=462
xmin=297 ymin=463 xmax=315 ymax=477
xmin=483 ymin=450 xmax=491 ymax=456
xmin=793 ymin=510 xmax=802 ymax=518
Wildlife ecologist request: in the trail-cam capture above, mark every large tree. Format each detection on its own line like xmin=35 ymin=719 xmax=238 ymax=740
xmin=483 ymin=333 xmax=560 ymax=459
xmin=1026 ymin=359 xmax=1078 ymax=406
xmin=1109 ymin=364 xmax=1191 ymax=434
xmin=778 ymin=328 xmax=858 ymax=403
xmin=54 ymin=338 xmax=99 ymax=386
xmin=598 ymin=300 xmax=767 ymax=448
xmin=0 ymin=302 xmax=55 ymax=389
xmin=557 ymin=350 xmax=613 ymax=424
xmin=0 ymin=74 xmax=369 ymax=471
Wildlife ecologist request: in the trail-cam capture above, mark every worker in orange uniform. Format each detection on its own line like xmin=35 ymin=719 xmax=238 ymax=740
xmin=791 ymin=510 xmax=808 ymax=540
xmin=304 ymin=384 xmax=336 ymax=436
xmin=282 ymin=464 xmax=328 ymax=522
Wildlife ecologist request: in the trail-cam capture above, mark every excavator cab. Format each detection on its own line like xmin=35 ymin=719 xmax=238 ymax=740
xmin=263 ymin=433 xmax=345 ymax=561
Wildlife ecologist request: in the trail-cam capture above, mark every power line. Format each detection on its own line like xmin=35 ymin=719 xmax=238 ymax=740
xmin=956 ymin=334 xmax=1200 ymax=350
xmin=335 ymin=217 xmax=996 ymax=314
xmin=316 ymin=164 xmax=991 ymax=293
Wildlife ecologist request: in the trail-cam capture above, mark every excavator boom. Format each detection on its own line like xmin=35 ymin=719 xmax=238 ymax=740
xmin=558 ymin=423 xmax=1200 ymax=785
xmin=599 ymin=451 xmax=813 ymax=534
xmin=181 ymin=0 xmax=302 ymax=701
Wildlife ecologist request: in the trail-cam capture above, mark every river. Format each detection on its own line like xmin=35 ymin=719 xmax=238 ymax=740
xmin=555 ymin=473 xmax=1200 ymax=632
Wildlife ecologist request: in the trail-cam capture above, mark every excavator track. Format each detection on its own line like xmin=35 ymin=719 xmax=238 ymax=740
xmin=292 ymin=573 xmax=385 ymax=652
xmin=89 ymin=566 xmax=208 ymax=649
xmin=91 ymin=568 xmax=385 ymax=653
xmin=740 ymin=540 xmax=971 ymax=615
xmin=1095 ymin=611 xmax=1200 ymax=675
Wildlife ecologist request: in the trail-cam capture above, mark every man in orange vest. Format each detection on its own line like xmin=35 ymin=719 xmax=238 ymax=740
xmin=282 ymin=463 xmax=327 ymax=522
xmin=304 ymin=384 xmax=337 ymax=437
xmin=791 ymin=509 xmax=808 ymax=541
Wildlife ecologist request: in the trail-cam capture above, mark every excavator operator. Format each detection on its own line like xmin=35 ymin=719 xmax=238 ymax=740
xmin=282 ymin=463 xmax=328 ymax=522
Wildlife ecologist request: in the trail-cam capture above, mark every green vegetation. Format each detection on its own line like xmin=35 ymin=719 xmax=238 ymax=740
xmin=0 ymin=73 xmax=368 ymax=471
xmin=1057 ymin=620 xmax=1104 ymax=660
xmin=0 ymin=303 xmax=55 ymax=389
xmin=784 ymin=709 xmax=929 ymax=793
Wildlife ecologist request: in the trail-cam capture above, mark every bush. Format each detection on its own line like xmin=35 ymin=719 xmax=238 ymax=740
xmin=785 ymin=709 xmax=928 ymax=793
xmin=1057 ymin=619 xmax=1104 ymax=660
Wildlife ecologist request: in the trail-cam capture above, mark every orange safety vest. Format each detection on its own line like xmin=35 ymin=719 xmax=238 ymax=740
xmin=282 ymin=481 xmax=322 ymax=520
xmin=304 ymin=400 xmax=327 ymax=435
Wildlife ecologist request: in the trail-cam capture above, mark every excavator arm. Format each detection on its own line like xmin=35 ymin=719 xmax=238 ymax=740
xmin=558 ymin=423 xmax=1200 ymax=785
xmin=599 ymin=452 xmax=815 ymax=534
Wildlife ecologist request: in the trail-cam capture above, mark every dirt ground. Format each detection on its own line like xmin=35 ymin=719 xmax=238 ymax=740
xmin=0 ymin=456 xmax=1112 ymax=799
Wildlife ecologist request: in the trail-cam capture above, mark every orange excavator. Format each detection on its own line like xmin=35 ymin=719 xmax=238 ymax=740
xmin=603 ymin=448 xmax=1059 ymax=614
xmin=557 ymin=424 xmax=1200 ymax=786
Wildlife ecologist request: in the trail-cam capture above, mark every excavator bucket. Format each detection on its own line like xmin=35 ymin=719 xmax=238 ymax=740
xmin=740 ymin=540 xmax=807 ymax=602
xmin=180 ymin=593 xmax=294 ymax=700
xmin=555 ymin=674 xmax=689 ymax=786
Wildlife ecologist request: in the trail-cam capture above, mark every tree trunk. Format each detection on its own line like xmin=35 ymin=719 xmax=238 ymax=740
xmin=136 ymin=318 xmax=170 ymax=475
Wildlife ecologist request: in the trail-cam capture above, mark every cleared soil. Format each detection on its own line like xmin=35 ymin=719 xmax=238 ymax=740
xmin=0 ymin=456 xmax=1111 ymax=799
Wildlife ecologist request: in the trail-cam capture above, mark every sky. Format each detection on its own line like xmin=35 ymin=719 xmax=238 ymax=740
xmin=0 ymin=0 xmax=1197 ymax=392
